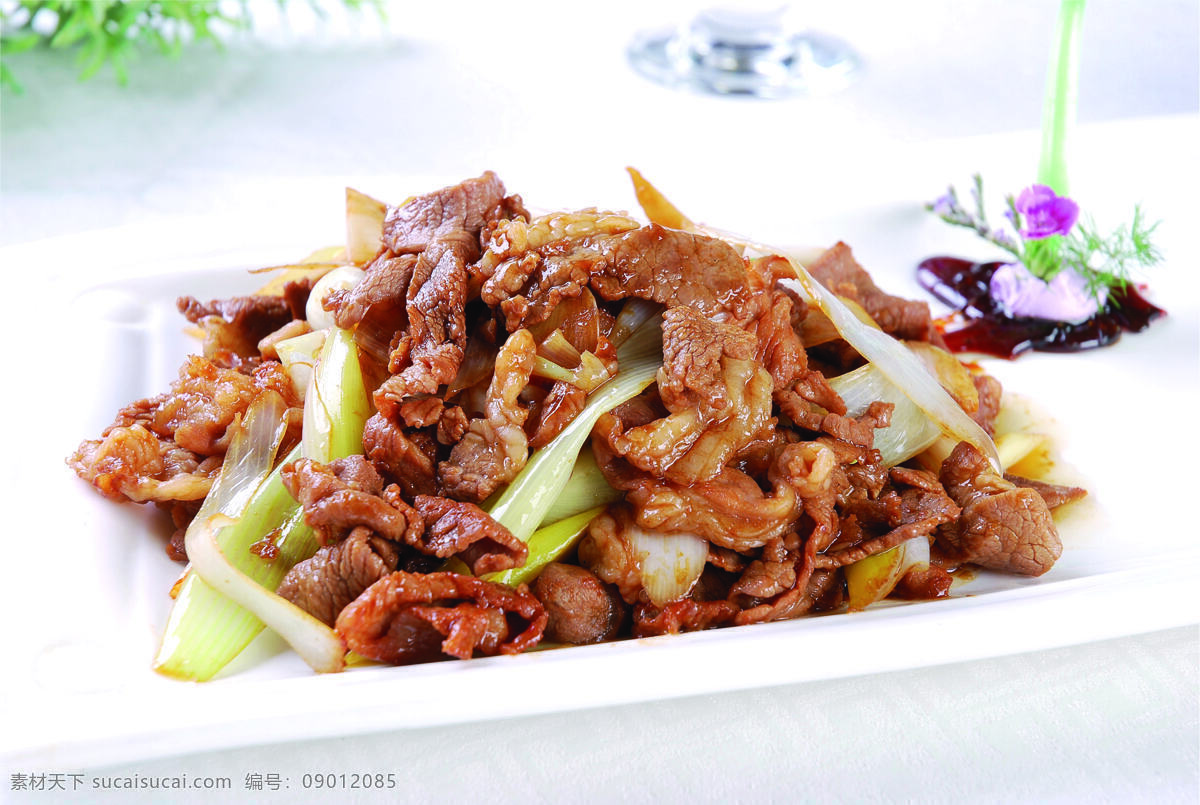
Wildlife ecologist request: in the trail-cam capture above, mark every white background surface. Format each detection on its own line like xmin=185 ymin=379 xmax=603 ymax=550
xmin=2 ymin=1 xmax=1198 ymax=802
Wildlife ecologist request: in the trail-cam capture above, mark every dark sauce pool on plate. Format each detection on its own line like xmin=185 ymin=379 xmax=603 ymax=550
xmin=916 ymin=257 xmax=1165 ymax=359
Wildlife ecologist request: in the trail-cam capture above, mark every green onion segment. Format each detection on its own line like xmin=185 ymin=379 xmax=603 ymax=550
xmin=154 ymin=327 xmax=369 ymax=681
xmin=484 ymin=506 xmax=606 ymax=588
xmin=487 ymin=316 xmax=662 ymax=544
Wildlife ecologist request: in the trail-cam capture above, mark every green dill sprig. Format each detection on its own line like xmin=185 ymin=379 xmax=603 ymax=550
xmin=927 ymin=175 xmax=1162 ymax=301
xmin=1062 ymin=206 xmax=1162 ymax=298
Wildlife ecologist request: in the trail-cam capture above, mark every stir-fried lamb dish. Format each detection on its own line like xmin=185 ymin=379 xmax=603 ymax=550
xmin=68 ymin=172 xmax=1086 ymax=677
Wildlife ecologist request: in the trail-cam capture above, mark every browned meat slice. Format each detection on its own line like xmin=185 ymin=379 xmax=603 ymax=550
xmin=632 ymin=599 xmax=740 ymax=637
xmin=335 ymin=571 xmax=546 ymax=664
xmin=281 ymin=276 xmax=316 ymax=321
xmin=376 ymin=234 xmax=473 ymax=412
xmin=528 ymin=382 xmax=586 ymax=449
xmin=971 ymin=372 xmax=1003 ymax=435
xmin=151 ymin=357 xmax=297 ymax=455
xmin=277 ymin=527 xmax=401 ymax=626
xmin=70 ymin=358 xmax=295 ymax=503
xmin=381 ymin=171 xmax=507 ymax=255
xmin=281 ymin=456 xmax=423 ymax=548
xmin=729 ymin=547 xmax=797 ymax=600
xmin=657 ymin=305 xmax=755 ymax=417
xmin=68 ymin=424 xmax=220 ymax=503
xmin=620 ymin=441 xmax=837 ymax=552
xmin=411 ymin=496 xmax=528 ymax=575
xmin=327 ymin=252 xmax=417 ymax=331
xmin=1005 ymin=474 xmax=1088 ymax=510
xmin=748 ymin=288 xmax=809 ymax=391
xmin=590 ymin=226 xmax=752 ymax=323
xmin=177 ymin=294 xmax=301 ymax=367
xmin=807 ymin=242 xmax=939 ymax=342
xmin=597 ymin=306 xmax=773 ymax=487
xmin=361 ymin=413 xmax=438 ymax=497
xmin=439 ymin=329 xmax=535 ymax=501
xmin=436 ymin=404 xmax=470 ymax=445
xmin=532 ymin=563 xmax=626 ymax=644
xmin=936 ymin=441 xmax=1062 ymax=576
xmin=821 ymin=464 xmax=959 ymax=569
xmin=484 ymin=225 xmax=752 ymax=329
xmin=177 ymin=293 xmax=296 ymax=362
xmin=162 ymin=499 xmax=202 ymax=561
xmin=734 ymin=568 xmax=842 ymax=626
xmin=893 ymin=564 xmax=953 ymax=600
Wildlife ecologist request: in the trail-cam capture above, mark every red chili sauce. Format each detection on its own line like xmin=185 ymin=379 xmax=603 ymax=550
xmin=916 ymin=257 xmax=1165 ymax=359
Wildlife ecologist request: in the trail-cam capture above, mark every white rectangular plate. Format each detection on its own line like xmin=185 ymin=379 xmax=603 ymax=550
xmin=4 ymin=123 xmax=1198 ymax=768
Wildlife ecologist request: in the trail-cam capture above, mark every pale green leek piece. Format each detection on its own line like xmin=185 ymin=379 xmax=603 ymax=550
xmin=155 ymin=327 xmax=369 ymax=681
xmin=486 ymin=317 xmax=662 ymax=544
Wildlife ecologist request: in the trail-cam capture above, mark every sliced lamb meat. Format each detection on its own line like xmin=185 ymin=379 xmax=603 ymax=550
xmin=335 ymin=571 xmax=546 ymax=664
xmin=410 ymin=495 xmax=528 ymax=575
xmin=589 ymin=226 xmax=752 ymax=323
xmin=281 ymin=276 xmax=316 ymax=321
xmin=617 ymin=441 xmax=839 ymax=553
xmin=734 ymin=568 xmax=842 ymax=626
xmin=375 ymin=233 xmax=473 ymax=412
xmin=326 ymin=251 xmax=417 ymax=331
xmin=280 ymin=456 xmax=423 ymax=548
xmin=149 ymin=357 xmax=297 ymax=456
xmin=1004 ymin=474 xmax=1088 ymax=510
xmin=483 ymin=224 xmax=752 ymax=329
xmin=532 ymin=563 xmax=627 ymax=645
xmin=936 ymin=441 xmax=1062 ymax=576
xmin=439 ymin=328 xmax=536 ymax=502
xmin=632 ymin=599 xmax=740 ymax=637
xmin=277 ymin=527 xmax=401 ymax=626
xmin=381 ymin=171 xmax=507 ymax=255
xmin=657 ymin=305 xmax=756 ymax=417
xmin=527 ymin=382 xmax=586 ymax=449
xmin=748 ymin=288 xmax=809 ymax=391
xmin=729 ymin=548 xmax=798 ymax=600
xmin=177 ymin=293 xmax=294 ymax=348
xmin=807 ymin=242 xmax=939 ymax=343
xmin=68 ymin=423 xmax=219 ymax=503
xmin=361 ymin=413 xmax=438 ymax=497
xmin=597 ymin=306 xmax=774 ymax=487
xmin=69 ymin=358 xmax=295 ymax=502
xmin=971 ymin=372 xmax=1003 ymax=435
xmin=893 ymin=564 xmax=954 ymax=600
xmin=479 ymin=209 xmax=639 ymax=288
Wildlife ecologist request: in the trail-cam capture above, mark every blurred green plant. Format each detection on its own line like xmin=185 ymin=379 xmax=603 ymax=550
xmin=0 ymin=0 xmax=379 ymax=92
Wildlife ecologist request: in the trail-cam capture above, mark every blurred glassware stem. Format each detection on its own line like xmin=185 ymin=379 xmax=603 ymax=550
xmin=627 ymin=3 xmax=859 ymax=98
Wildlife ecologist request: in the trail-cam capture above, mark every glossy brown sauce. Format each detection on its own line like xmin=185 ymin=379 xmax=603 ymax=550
xmin=917 ymin=256 xmax=1165 ymax=358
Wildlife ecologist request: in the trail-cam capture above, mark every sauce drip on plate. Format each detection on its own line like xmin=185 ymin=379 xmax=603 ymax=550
xmin=916 ymin=256 xmax=1165 ymax=359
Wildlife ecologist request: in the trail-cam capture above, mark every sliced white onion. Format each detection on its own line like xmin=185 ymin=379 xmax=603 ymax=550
xmin=345 ymin=187 xmax=387 ymax=264
xmin=829 ymin=363 xmax=941 ymax=467
xmin=777 ymin=268 xmax=1000 ymax=472
xmin=626 ymin=524 xmax=708 ymax=607
xmin=306 ymin=265 xmax=366 ymax=330
xmin=186 ymin=514 xmax=346 ymax=674
xmin=844 ymin=535 xmax=931 ymax=612
xmin=611 ymin=299 xmax=662 ymax=347
xmin=275 ymin=329 xmax=328 ymax=400
xmin=694 ymin=224 xmax=1001 ymax=473
xmin=199 ymin=390 xmax=290 ymax=520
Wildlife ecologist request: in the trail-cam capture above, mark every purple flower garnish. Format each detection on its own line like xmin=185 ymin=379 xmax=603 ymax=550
xmin=1014 ymin=184 xmax=1079 ymax=240
xmin=932 ymin=193 xmax=955 ymax=216
xmin=989 ymin=261 xmax=1104 ymax=324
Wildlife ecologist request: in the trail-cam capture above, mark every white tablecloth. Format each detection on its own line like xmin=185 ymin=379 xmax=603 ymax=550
xmin=2 ymin=1 xmax=1197 ymax=801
